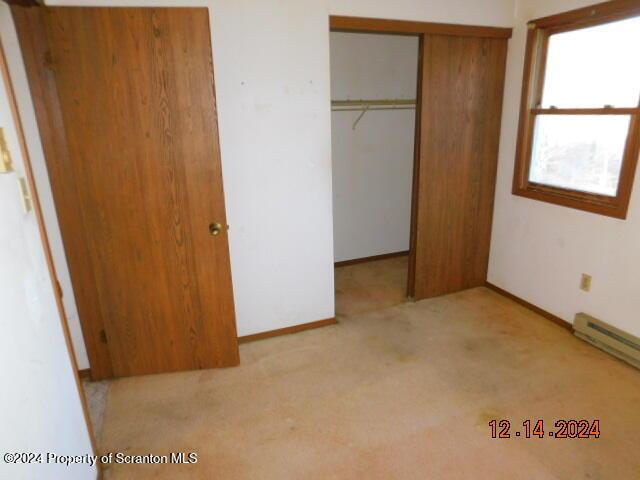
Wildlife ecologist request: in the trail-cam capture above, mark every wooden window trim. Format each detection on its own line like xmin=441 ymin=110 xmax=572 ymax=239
xmin=512 ymin=0 xmax=640 ymax=219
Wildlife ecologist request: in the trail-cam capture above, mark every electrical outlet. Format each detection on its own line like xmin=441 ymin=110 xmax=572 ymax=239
xmin=580 ymin=274 xmax=592 ymax=292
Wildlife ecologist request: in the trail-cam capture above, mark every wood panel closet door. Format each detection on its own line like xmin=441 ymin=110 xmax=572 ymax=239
xmin=12 ymin=6 xmax=239 ymax=379
xmin=411 ymin=34 xmax=508 ymax=300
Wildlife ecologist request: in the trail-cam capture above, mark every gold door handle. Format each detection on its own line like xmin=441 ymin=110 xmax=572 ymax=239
xmin=209 ymin=223 xmax=223 ymax=236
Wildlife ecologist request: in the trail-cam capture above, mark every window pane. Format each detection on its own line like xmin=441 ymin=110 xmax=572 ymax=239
xmin=542 ymin=17 xmax=640 ymax=108
xmin=529 ymin=115 xmax=630 ymax=196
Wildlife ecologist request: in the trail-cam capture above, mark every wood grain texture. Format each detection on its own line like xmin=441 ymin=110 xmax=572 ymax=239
xmin=12 ymin=6 xmax=114 ymax=379
xmin=0 ymin=32 xmax=98 ymax=457
xmin=407 ymin=36 xmax=424 ymax=299
xmin=238 ymin=318 xmax=337 ymax=344
xmin=413 ymin=34 xmax=508 ymax=300
xmin=13 ymin=6 xmax=239 ymax=379
xmin=329 ymin=16 xmax=513 ymax=39
xmin=2 ymin=0 xmax=42 ymax=6
xmin=530 ymin=0 xmax=640 ymax=30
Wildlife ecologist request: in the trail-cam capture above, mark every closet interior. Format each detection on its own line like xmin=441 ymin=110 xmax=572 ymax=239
xmin=330 ymin=31 xmax=419 ymax=316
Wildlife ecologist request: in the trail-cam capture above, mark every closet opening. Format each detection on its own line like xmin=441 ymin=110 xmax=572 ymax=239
xmin=330 ymin=26 xmax=422 ymax=317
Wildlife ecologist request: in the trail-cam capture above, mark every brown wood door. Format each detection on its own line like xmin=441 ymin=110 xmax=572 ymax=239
xmin=13 ymin=6 xmax=239 ymax=379
xmin=410 ymin=34 xmax=508 ymax=300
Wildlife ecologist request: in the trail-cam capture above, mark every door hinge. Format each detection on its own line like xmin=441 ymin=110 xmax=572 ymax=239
xmin=55 ymin=279 xmax=63 ymax=299
xmin=99 ymin=329 xmax=108 ymax=343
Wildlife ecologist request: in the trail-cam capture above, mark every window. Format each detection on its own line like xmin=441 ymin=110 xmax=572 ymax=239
xmin=513 ymin=1 xmax=640 ymax=219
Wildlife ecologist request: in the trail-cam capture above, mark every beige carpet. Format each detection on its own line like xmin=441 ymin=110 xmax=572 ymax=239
xmin=99 ymin=260 xmax=640 ymax=479
xmin=335 ymin=255 xmax=408 ymax=316
xmin=82 ymin=378 xmax=110 ymax=441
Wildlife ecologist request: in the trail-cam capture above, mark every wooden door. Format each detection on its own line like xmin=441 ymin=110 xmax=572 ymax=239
xmin=411 ymin=34 xmax=508 ymax=300
xmin=13 ymin=6 xmax=239 ymax=379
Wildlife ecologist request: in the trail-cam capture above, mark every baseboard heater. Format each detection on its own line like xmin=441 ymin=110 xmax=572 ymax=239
xmin=574 ymin=313 xmax=640 ymax=370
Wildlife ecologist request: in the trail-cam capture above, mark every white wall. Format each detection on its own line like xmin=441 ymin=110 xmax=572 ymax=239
xmin=489 ymin=0 xmax=640 ymax=337
xmin=0 ymin=8 xmax=90 ymax=369
xmin=0 ymin=4 xmax=95 ymax=478
xmin=6 ymin=0 xmax=515 ymax=369
xmin=330 ymin=33 xmax=417 ymax=262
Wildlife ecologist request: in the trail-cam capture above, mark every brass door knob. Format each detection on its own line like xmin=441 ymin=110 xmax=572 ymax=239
xmin=209 ymin=223 xmax=223 ymax=236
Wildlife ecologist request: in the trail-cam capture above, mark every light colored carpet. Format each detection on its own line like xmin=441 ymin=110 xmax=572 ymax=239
xmin=98 ymin=259 xmax=640 ymax=479
xmin=82 ymin=378 xmax=110 ymax=442
xmin=335 ymin=255 xmax=408 ymax=316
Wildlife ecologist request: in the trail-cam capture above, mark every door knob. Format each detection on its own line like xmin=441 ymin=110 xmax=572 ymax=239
xmin=209 ymin=222 xmax=223 ymax=236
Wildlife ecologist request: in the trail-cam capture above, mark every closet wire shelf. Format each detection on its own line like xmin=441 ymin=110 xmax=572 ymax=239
xmin=331 ymin=99 xmax=416 ymax=129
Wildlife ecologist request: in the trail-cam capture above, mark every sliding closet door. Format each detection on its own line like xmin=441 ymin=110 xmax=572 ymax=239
xmin=13 ymin=6 xmax=239 ymax=378
xmin=411 ymin=34 xmax=508 ymax=300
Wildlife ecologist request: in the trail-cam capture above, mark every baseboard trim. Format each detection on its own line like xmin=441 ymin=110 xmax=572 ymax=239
xmin=335 ymin=251 xmax=409 ymax=268
xmin=78 ymin=368 xmax=91 ymax=380
xmin=238 ymin=317 xmax=338 ymax=344
xmin=485 ymin=282 xmax=573 ymax=331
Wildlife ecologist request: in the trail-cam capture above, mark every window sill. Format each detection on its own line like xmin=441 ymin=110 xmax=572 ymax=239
xmin=512 ymin=184 xmax=629 ymax=219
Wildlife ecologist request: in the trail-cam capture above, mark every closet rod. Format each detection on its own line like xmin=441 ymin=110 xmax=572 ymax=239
xmin=332 ymin=99 xmax=416 ymax=108
xmin=331 ymin=100 xmax=417 ymax=129
xmin=332 ymin=106 xmax=415 ymax=112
